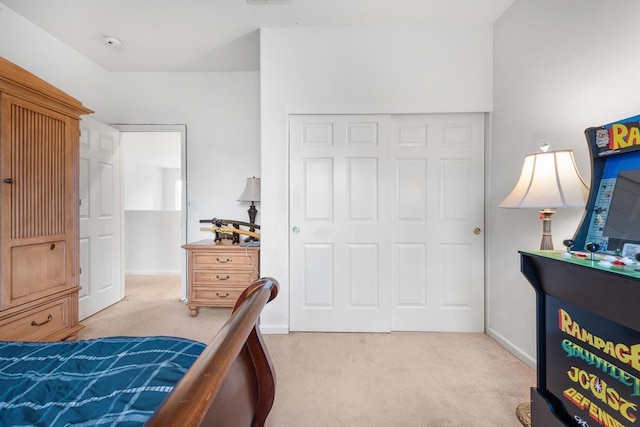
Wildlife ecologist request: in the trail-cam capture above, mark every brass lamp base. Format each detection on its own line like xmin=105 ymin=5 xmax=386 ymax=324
xmin=539 ymin=208 xmax=556 ymax=250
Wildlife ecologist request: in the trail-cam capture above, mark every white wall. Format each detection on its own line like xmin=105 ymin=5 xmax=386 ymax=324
xmin=121 ymin=131 xmax=183 ymax=211
xmin=124 ymin=163 xmax=164 ymax=210
xmin=124 ymin=210 xmax=182 ymax=274
xmin=162 ymin=168 xmax=181 ymax=210
xmin=260 ymin=25 xmax=495 ymax=332
xmin=105 ymin=71 xmax=261 ymax=239
xmin=490 ymin=0 xmax=640 ymax=367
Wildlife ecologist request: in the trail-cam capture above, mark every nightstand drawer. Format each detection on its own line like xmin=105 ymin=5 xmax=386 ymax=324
xmin=191 ymin=286 xmax=245 ymax=306
xmin=0 ymin=297 xmax=70 ymax=341
xmin=192 ymin=270 xmax=257 ymax=286
xmin=192 ymin=250 xmax=258 ymax=270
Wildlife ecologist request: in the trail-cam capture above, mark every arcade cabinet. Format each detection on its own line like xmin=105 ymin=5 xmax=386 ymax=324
xmin=520 ymin=114 xmax=640 ymax=427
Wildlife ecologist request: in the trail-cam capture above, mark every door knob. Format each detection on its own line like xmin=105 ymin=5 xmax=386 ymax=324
xmin=292 ymin=226 xmax=300 ymax=234
xmin=474 ymin=227 xmax=481 ymax=235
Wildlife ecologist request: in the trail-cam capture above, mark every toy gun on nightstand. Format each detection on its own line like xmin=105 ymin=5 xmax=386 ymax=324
xmin=199 ymin=218 xmax=260 ymax=244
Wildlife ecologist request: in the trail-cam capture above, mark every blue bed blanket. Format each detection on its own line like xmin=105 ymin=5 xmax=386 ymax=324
xmin=0 ymin=336 xmax=206 ymax=427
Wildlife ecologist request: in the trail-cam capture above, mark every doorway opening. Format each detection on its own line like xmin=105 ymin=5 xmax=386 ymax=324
xmin=114 ymin=124 xmax=188 ymax=300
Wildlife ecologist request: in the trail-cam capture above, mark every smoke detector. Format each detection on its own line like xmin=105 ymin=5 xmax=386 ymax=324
xmin=102 ymin=36 xmax=123 ymax=48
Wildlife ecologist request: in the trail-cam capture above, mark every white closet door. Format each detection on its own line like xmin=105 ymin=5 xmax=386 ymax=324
xmin=289 ymin=115 xmax=392 ymax=332
xmin=289 ymin=113 xmax=485 ymax=332
xmin=391 ymin=114 xmax=485 ymax=332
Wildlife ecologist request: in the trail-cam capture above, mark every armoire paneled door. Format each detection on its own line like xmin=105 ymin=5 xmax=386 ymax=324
xmin=289 ymin=113 xmax=485 ymax=332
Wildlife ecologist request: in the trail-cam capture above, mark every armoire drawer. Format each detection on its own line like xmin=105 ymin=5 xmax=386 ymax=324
xmin=0 ymin=297 xmax=70 ymax=341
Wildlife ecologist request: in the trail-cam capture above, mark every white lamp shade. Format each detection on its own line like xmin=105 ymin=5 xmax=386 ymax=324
xmin=238 ymin=177 xmax=261 ymax=202
xmin=499 ymin=150 xmax=588 ymax=209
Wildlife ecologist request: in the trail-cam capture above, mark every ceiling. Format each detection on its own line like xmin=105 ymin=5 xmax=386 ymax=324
xmin=1 ymin=0 xmax=514 ymax=72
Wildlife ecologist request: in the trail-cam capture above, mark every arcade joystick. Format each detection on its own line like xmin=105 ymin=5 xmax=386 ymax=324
xmin=585 ymin=242 xmax=600 ymax=261
xmin=560 ymin=239 xmax=575 ymax=258
xmin=562 ymin=239 xmax=574 ymax=252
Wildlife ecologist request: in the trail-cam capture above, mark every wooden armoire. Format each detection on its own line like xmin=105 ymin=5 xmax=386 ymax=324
xmin=0 ymin=57 xmax=92 ymax=341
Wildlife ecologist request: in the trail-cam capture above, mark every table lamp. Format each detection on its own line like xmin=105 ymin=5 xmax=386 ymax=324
xmin=238 ymin=177 xmax=260 ymax=230
xmin=499 ymin=148 xmax=588 ymax=250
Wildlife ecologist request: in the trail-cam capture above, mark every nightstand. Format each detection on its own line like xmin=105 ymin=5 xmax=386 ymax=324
xmin=182 ymin=240 xmax=260 ymax=316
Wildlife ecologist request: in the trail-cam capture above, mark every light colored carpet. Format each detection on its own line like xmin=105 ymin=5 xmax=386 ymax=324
xmin=80 ymin=275 xmax=535 ymax=426
xmin=79 ymin=275 xmax=230 ymax=342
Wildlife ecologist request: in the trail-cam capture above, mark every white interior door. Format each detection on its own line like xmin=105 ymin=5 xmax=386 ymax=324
xmin=290 ymin=115 xmax=392 ymax=332
xmin=290 ymin=113 xmax=485 ymax=332
xmin=390 ymin=114 xmax=485 ymax=332
xmin=78 ymin=118 xmax=123 ymax=320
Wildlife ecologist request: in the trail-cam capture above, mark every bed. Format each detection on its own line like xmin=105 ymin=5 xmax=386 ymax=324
xmin=0 ymin=277 xmax=279 ymax=427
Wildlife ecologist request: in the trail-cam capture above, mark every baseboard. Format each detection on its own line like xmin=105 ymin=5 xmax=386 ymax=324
xmin=259 ymin=324 xmax=289 ymax=334
xmin=124 ymin=270 xmax=181 ymax=275
xmin=487 ymin=327 xmax=536 ymax=370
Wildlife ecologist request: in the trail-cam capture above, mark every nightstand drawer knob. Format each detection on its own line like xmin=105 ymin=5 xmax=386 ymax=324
xmin=216 ymin=292 xmax=230 ymax=298
xmin=216 ymin=257 xmax=232 ymax=263
xmin=216 ymin=274 xmax=230 ymax=280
